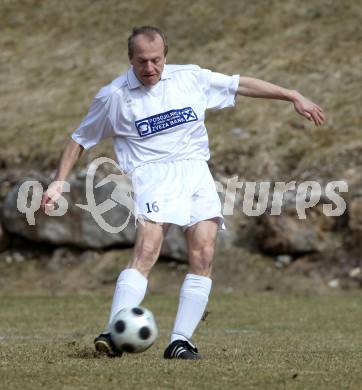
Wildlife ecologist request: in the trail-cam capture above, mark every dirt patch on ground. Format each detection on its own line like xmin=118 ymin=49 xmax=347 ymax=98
xmin=1 ymin=243 xmax=359 ymax=296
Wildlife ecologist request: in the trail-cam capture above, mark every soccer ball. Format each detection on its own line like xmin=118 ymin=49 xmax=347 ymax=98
xmin=110 ymin=306 xmax=158 ymax=353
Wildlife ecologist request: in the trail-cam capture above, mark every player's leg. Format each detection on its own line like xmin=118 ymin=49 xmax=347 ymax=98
xmin=128 ymin=220 xmax=171 ymax=276
xmin=107 ymin=220 xmax=170 ymax=324
xmin=95 ymin=220 xmax=169 ymax=356
xmin=185 ymin=218 xmax=218 ymax=277
xmin=164 ymin=218 xmax=218 ymax=360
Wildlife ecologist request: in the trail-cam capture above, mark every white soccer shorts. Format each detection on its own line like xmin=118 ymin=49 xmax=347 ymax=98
xmin=131 ymin=160 xmax=225 ymax=230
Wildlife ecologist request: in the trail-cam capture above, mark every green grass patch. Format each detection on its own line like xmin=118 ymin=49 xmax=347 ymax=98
xmin=0 ymin=292 xmax=361 ymax=389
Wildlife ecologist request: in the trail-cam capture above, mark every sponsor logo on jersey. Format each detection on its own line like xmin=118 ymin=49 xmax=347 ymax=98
xmin=135 ymin=107 xmax=198 ymax=137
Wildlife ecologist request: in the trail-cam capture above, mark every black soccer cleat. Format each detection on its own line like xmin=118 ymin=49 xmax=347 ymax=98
xmin=94 ymin=333 xmax=123 ymax=357
xmin=163 ymin=340 xmax=201 ymax=360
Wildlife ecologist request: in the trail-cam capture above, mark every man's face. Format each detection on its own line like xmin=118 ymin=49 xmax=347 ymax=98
xmin=130 ymin=34 xmax=166 ymax=87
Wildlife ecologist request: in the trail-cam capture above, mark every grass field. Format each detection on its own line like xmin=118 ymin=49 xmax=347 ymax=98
xmin=0 ymin=292 xmax=361 ymax=390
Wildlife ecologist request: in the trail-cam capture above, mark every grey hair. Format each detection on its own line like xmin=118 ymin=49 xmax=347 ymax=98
xmin=128 ymin=26 xmax=168 ymax=59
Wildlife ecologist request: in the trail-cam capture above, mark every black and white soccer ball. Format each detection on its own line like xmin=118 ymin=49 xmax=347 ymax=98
xmin=110 ymin=306 xmax=158 ymax=353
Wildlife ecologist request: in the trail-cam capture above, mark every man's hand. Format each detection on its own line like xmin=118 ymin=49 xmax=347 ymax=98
xmin=41 ymin=181 xmax=65 ymax=212
xmin=237 ymin=77 xmax=326 ymax=127
xmin=40 ymin=139 xmax=83 ymax=212
xmin=292 ymin=91 xmax=326 ymax=126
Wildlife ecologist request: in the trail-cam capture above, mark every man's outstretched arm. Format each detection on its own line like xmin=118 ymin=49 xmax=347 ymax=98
xmin=41 ymin=139 xmax=84 ymax=210
xmin=237 ymin=76 xmax=326 ymax=126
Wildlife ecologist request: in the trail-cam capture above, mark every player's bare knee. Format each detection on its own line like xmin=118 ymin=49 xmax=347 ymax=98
xmin=189 ymin=245 xmax=214 ymax=274
xmin=130 ymin=242 xmax=160 ymax=275
xmin=140 ymin=241 xmax=160 ymax=259
xmin=191 ymin=244 xmax=214 ymax=262
xmin=203 ymin=244 xmax=215 ymax=261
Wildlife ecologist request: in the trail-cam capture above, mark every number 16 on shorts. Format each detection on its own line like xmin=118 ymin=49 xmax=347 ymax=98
xmin=145 ymin=201 xmax=159 ymax=213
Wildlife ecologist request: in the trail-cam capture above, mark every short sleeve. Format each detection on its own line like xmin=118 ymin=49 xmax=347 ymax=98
xmin=200 ymin=69 xmax=240 ymax=110
xmin=71 ymin=96 xmax=114 ymax=150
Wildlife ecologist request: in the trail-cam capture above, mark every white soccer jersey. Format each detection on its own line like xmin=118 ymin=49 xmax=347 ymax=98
xmin=72 ymin=64 xmax=239 ymax=174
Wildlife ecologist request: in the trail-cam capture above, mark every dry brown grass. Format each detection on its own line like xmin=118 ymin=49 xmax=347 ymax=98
xmin=1 ymin=0 xmax=361 ymax=180
xmin=1 ymin=292 xmax=361 ymax=390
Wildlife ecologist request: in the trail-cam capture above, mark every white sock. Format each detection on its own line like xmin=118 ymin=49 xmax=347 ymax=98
xmin=171 ymin=274 xmax=212 ymax=343
xmin=106 ymin=268 xmax=148 ymax=331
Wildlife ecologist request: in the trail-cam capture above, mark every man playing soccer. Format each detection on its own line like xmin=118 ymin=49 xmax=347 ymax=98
xmin=41 ymin=26 xmax=325 ymax=359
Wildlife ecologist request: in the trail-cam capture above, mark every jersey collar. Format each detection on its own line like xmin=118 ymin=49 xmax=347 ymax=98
xmin=127 ymin=65 xmax=171 ymax=90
